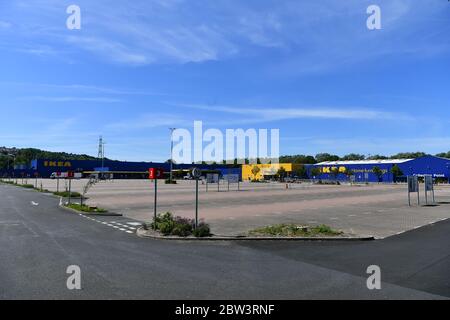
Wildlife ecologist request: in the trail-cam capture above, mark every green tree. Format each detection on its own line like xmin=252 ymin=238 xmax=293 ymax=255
xmin=372 ymin=166 xmax=383 ymax=182
xmin=276 ymin=167 xmax=287 ymax=181
xmin=341 ymin=154 xmax=365 ymax=161
xmin=390 ymin=152 xmax=426 ymax=159
xmin=390 ymin=165 xmax=403 ymax=182
xmin=315 ymin=153 xmax=340 ymax=163
xmin=366 ymin=154 xmax=388 ymax=160
xmin=436 ymin=151 xmax=450 ymax=158
xmin=294 ymin=165 xmax=307 ymax=179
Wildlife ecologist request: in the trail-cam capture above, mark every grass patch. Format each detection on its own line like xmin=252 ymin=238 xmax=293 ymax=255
xmin=248 ymin=224 xmax=343 ymax=237
xmin=0 ymin=180 xmax=16 ymax=185
xmin=53 ymin=191 xmax=82 ymax=198
xmin=65 ymin=203 xmax=107 ymax=213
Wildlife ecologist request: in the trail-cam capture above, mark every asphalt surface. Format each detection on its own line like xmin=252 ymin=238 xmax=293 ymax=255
xmin=0 ymin=183 xmax=449 ymax=299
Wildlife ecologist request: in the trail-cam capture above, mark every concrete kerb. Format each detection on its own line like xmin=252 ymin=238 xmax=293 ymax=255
xmin=136 ymin=226 xmax=375 ymax=241
xmin=58 ymin=201 xmax=123 ymax=217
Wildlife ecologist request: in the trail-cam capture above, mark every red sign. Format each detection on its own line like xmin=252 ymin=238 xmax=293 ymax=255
xmin=149 ymin=168 xmax=165 ymax=179
xmin=67 ymin=171 xmax=75 ymax=178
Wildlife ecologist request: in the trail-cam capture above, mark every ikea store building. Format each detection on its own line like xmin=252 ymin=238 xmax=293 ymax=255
xmin=10 ymin=159 xmax=241 ymax=179
xmin=311 ymin=155 xmax=450 ymax=183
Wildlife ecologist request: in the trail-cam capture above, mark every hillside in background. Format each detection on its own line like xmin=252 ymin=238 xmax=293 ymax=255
xmin=0 ymin=147 xmax=100 ymax=169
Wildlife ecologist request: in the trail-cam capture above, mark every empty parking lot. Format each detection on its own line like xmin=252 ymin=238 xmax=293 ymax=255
xmin=22 ymin=178 xmax=450 ymax=238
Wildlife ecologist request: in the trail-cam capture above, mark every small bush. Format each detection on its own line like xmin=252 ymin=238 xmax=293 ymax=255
xmin=172 ymin=223 xmax=193 ymax=237
xmin=165 ymin=179 xmax=177 ymax=184
xmin=150 ymin=212 xmax=211 ymax=237
xmin=21 ymin=184 xmax=35 ymax=189
xmin=158 ymin=221 xmax=175 ymax=235
xmin=193 ymin=222 xmax=211 ymax=237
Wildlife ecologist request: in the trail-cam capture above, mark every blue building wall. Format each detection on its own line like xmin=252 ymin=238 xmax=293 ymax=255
xmin=397 ymin=155 xmax=450 ymax=179
xmin=19 ymin=159 xmax=243 ymax=179
xmin=309 ymin=155 xmax=450 ymax=183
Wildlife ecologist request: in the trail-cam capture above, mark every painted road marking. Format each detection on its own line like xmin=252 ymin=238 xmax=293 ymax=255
xmin=76 ymin=214 xmax=138 ymax=235
xmin=127 ymin=222 xmax=142 ymax=226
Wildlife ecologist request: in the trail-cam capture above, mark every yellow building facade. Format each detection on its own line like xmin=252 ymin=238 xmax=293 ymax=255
xmin=242 ymin=163 xmax=299 ymax=181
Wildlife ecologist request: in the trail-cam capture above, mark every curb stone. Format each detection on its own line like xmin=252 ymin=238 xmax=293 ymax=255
xmin=59 ymin=203 xmax=123 ymax=216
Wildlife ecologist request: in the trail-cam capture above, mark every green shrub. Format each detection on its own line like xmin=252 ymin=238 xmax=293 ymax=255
xmin=165 ymin=179 xmax=177 ymax=184
xmin=158 ymin=220 xmax=175 ymax=235
xmin=151 ymin=212 xmax=211 ymax=237
xmin=172 ymin=223 xmax=193 ymax=237
xmin=21 ymin=184 xmax=35 ymax=189
xmin=193 ymin=222 xmax=211 ymax=237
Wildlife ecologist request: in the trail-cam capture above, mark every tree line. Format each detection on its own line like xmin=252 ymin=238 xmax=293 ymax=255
xmin=279 ymin=151 xmax=434 ymax=164
xmin=0 ymin=147 xmax=99 ymax=170
xmin=1 ymin=146 xmax=449 ymax=171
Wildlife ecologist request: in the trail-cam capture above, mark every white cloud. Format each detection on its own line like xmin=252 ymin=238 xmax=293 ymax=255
xmin=18 ymin=96 xmax=122 ymax=103
xmin=105 ymin=113 xmax=189 ymax=130
xmin=1 ymin=0 xmax=446 ymax=68
xmin=175 ymin=103 xmax=411 ymax=123
xmin=0 ymin=81 xmax=163 ymax=96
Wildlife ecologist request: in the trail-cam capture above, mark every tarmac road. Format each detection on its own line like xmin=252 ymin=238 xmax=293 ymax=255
xmin=0 ymin=183 xmax=448 ymax=299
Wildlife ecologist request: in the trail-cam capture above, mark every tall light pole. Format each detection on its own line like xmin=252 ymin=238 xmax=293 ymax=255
xmin=169 ymin=128 xmax=176 ymax=183
xmin=102 ymin=141 xmax=106 ymax=169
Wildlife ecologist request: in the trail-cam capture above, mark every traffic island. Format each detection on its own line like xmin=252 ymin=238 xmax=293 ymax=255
xmin=248 ymin=223 xmax=345 ymax=237
xmin=60 ymin=202 xmax=122 ymax=216
xmin=137 ymin=218 xmax=374 ymax=241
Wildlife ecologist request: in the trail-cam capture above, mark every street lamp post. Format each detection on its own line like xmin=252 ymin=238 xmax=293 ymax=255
xmin=169 ymin=128 xmax=176 ymax=183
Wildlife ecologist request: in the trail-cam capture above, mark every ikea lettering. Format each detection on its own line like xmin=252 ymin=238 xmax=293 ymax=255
xmin=44 ymin=161 xmax=72 ymax=168
xmin=320 ymin=166 xmax=346 ymax=174
xmin=320 ymin=167 xmax=387 ymax=174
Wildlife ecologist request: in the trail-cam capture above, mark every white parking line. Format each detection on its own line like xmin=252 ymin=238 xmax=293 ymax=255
xmin=127 ymin=222 xmax=142 ymax=226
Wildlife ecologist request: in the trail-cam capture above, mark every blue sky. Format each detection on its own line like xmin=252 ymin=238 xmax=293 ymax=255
xmin=0 ymin=0 xmax=449 ymax=162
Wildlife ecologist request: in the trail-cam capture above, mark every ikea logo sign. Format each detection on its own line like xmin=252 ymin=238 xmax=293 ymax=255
xmin=321 ymin=166 xmax=347 ymax=174
xmin=43 ymin=161 xmax=72 ymax=168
